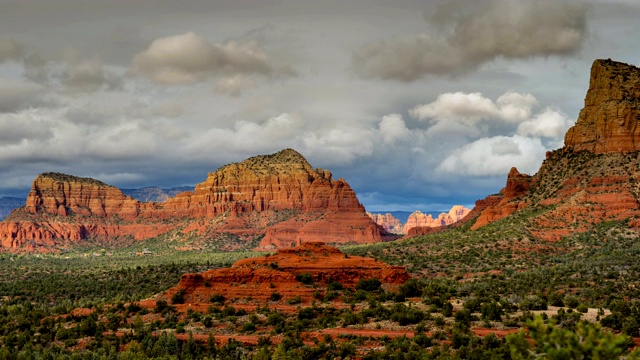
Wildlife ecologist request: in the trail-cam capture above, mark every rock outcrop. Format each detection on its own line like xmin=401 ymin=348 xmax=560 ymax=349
xmin=469 ymin=59 xmax=640 ymax=239
xmin=564 ymin=59 xmax=640 ymax=154
xmin=368 ymin=206 xmax=471 ymax=235
xmin=402 ymin=206 xmax=471 ymax=233
xmin=367 ymin=212 xmax=404 ymax=234
xmin=161 ymin=242 xmax=410 ymax=304
xmin=470 ymin=168 xmax=532 ymax=230
xmin=0 ymin=149 xmax=382 ymax=251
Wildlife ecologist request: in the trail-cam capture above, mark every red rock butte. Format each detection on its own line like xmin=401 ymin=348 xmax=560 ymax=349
xmin=0 ymin=149 xmax=383 ymax=251
xmin=466 ymin=59 xmax=640 ymax=239
xmin=564 ymin=59 xmax=640 ymax=153
xmin=160 ymin=242 xmax=411 ymax=304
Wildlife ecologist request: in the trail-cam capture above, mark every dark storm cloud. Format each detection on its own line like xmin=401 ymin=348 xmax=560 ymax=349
xmin=352 ymin=0 xmax=588 ymax=81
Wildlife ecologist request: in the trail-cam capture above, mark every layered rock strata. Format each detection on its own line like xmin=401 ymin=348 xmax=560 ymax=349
xmin=366 ymin=213 xmax=404 ymax=234
xmin=0 ymin=149 xmax=382 ymax=251
xmin=402 ymin=206 xmax=471 ymax=233
xmin=161 ymin=242 xmax=410 ymax=304
xmin=367 ymin=206 xmax=471 ymax=235
xmin=468 ymin=59 xmax=640 ymax=239
xmin=564 ymin=59 xmax=640 ymax=153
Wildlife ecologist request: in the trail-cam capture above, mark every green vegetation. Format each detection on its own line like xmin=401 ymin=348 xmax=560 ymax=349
xmin=4 ymin=146 xmax=640 ymax=358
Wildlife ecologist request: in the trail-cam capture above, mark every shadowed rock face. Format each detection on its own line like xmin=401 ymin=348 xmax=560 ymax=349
xmin=0 ymin=149 xmax=382 ymax=251
xmin=161 ymin=242 xmax=411 ymax=304
xmin=466 ymin=59 xmax=640 ymax=239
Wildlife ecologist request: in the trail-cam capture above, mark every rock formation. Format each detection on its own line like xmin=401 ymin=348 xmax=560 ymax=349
xmin=160 ymin=242 xmax=410 ymax=304
xmin=564 ymin=59 xmax=640 ymax=154
xmin=367 ymin=206 xmax=471 ymax=235
xmin=470 ymin=168 xmax=532 ymax=230
xmin=367 ymin=212 xmax=404 ymax=234
xmin=402 ymin=206 xmax=471 ymax=233
xmin=0 ymin=149 xmax=382 ymax=251
xmin=468 ymin=59 xmax=640 ymax=239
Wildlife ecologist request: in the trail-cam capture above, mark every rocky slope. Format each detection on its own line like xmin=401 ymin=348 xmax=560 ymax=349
xmin=0 ymin=149 xmax=383 ymax=251
xmin=367 ymin=206 xmax=471 ymax=235
xmin=160 ymin=242 xmax=410 ymax=304
xmin=467 ymin=59 xmax=640 ymax=240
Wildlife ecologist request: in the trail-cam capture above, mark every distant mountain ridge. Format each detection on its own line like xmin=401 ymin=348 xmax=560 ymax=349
xmin=0 ymin=197 xmax=24 ymax=220
xmin=121 ymin=186 xmax=194 ymax=202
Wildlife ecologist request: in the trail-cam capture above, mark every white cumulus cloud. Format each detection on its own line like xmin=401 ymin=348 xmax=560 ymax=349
xmin=437 ymin=135 xmax=547 ymax=176
xmin=378 ymin=114 xmax=410 ymax=144
xmin=517 ymin=108 xmax=573 ymax=138
xmin=411 ymin=91 xmax=538 ymax=125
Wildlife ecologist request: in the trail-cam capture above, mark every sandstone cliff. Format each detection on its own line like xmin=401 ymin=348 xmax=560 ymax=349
xmin=402 ymin=206 xmax=471 ymax=234
xmin=367 ymin=206 xmax=470 ymax=235
xmin=468 ymin=59 xmax=640 ymax=240
xmin=0 ymin=149 xmax=382 ymax=251
xmin=160 ymin=242 xmax=410 ymax=304
xmin=366 ymin=212 xmax=404 ymax=234
xmin=564 ymin=59 xmax=640 ymax=153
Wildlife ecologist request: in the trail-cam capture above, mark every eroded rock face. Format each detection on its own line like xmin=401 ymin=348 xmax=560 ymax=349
xmin=0 ymin=149 xmax=382 ymax=251
xmin=471 ymin=168 xmax=532 ymax=230
xmin=402 ymin=206 xmax=471 ymax=234
xmin=367 ymin=213 xmax=404 ymax=234
xmin=469 ymin=59 xmax=640 ymax=237
xmin=161 ymin=242 xmax=410 ymax=304
xmin=565 ymin=59 xmax=640 ymax=153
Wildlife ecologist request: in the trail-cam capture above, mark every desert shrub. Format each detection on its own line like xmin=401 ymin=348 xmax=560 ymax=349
xmin=356 ymin=278 xmax=381 ymax=292
xmin=171 ymin=289 xmax=186 ymax=305
xmin=210 ymin=293 xmax=225 ymax=304
xmin=508 ymin=316 xmax=629 ymax=359
xmin=481 ymin=301 xmax=503 ymax=321
xmin=241 ymin=322 xmax=256 ymax=333
xmin=577 ymin=304 xmax=589 ymax=313
xmin=398 ymin=279 xmax=422 ymax=298
xmin=327 ymin=281 xmax=343 ymax=291
xmin=155 ymin=300 xmax=168 ymax=313
xmin=393 ymin=293 xmax=406 ymax=302
xmin=442 ymin=302 xmax=453 ymax=317
xmin=548 ymin=292 xmax=564 ymax=307
xmin=296 ymin=273 xmax=314 ymax=285
xmin=324 ymin=291 xmax=338 ymax=301
xmin=564 ymin=296 xmax=579 ymax=309
xmin=270 ymin=292 xmax=282 ymax=301
xmin=520 ymin=296 xmax=547 ymax=311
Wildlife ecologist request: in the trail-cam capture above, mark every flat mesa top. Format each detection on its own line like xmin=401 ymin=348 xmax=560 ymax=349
xmin=38 ymin=172 xmax=113 ymax=187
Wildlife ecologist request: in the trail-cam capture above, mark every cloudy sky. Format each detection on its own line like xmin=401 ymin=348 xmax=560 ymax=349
xmin=0 ymin=0 xmax=638 ymax=212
